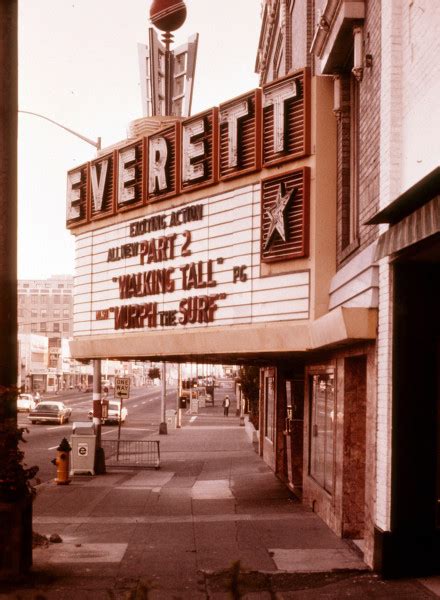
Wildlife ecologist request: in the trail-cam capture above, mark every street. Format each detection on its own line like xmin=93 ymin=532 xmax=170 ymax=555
xmin=19 ymin=384 xmax=178 ymax=484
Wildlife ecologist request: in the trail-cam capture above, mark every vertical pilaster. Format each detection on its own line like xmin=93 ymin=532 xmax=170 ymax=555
xmin=375 ymin=0 xmax=403 ymax=534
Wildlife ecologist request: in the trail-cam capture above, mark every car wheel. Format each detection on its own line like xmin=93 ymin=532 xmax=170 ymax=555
xmin=31 ymin=420 xmax=36 ymax=425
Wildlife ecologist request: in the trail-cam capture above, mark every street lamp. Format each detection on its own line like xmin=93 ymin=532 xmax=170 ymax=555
xmin=19 ymin=110 xmax=101 ymax=151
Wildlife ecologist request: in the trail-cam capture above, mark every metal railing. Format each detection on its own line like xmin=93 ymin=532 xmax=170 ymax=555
xmin=101 ymin=439 xmax=160 ymax=469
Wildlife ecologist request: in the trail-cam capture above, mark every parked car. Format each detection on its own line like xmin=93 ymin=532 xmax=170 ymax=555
xmin=88 ymin=400 xmax=127 ymax=424
xmin=17 ymin=393 xmax=37 ymax=412
xmin=28 ymin=401 xmax=72 ymax=425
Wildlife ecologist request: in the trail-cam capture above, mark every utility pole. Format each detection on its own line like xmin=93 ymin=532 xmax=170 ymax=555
xmin=0 ymin=1 xmax=33 ymax=580
xmin=177 ymin=363 xmax=182 ymax=428
xmin=92 ymin=359 xmax=105 ymax=473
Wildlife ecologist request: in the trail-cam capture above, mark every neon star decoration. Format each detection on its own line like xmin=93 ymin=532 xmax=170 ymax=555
xmin=263 ymin=184 xmax=297 ymax=250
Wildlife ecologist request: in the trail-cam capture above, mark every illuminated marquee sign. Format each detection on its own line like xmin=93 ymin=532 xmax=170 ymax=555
xmin=74 ymin=184 xmax=311 ymax=337
xmin=66 ymin=70 xmax=310 ymax=229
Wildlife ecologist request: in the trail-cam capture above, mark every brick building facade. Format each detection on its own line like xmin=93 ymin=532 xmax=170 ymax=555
xmin=256 ymin=0 xmax=380 ymax=569
xmin=256 ymin=0 xmax=439 ymax=576
xmin=371 ymin=0 xmax=440 ymax=577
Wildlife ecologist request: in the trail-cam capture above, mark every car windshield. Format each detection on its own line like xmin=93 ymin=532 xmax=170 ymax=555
xmin=109 ymin=403 xmax=120 ymax=411
xmin=36 ymin=404 xmax=59 ymax=412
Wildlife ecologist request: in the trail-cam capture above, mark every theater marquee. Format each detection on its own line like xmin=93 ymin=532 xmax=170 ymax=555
xmin=69 ymin=70 xmax=312 ymax=340
xmin=66 ymin=70 xmax=310 ymax=228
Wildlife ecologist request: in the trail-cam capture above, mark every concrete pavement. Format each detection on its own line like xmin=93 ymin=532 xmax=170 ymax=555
xmin=1 ymin=393 xmax=439 ymax=598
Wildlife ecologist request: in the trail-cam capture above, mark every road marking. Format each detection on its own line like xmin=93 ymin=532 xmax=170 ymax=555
xmin=46 ymin=425 xmax=70 ymax=430
xmin=142 ymin=402 xmax=146 ymax=405
xmin=133 ymin=404 xmax=138 ymax=408
xmin=48 ymin=445 xmax=59 ymax=450
xmin=189 ymin=416 xmax=197 ymax=423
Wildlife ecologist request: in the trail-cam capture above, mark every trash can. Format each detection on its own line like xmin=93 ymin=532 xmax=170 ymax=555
xmin=165 ymin=409 xmax=177 ymax=429
xmin=189 ymin=390 xmax=199 ymax=414
xmin=70 ymin=421 xmax=96 ymax=476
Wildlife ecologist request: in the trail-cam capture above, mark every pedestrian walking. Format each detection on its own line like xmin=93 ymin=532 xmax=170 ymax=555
xmin=222 ymin=395 xmax=230 ymax=416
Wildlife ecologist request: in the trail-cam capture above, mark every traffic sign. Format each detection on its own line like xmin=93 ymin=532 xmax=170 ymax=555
xmin=115 ymin=377 xmax=130 ymax=399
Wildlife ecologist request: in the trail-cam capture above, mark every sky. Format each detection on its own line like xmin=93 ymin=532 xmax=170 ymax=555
xmin=18 ymin=0 xmax=262 ymax=280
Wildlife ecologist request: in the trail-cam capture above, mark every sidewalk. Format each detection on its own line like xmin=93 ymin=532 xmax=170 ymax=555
xmin=2 ymin=401 xmax=439 ymax=599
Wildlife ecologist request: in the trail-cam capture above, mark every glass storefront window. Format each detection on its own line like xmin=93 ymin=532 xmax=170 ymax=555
xmin=265 ymin=375 xmax=275 ymax=442
xmin=309 ymin=372 xmax=335 ymax=494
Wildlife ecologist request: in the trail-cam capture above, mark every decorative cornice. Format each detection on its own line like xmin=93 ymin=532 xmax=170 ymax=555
xmin=310 ymin=1 xmax=365 ymax=74
xmin=255 ymin=0 xmax=280 ymax=83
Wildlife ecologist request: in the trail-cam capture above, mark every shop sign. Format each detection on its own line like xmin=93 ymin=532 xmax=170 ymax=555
xmin=66 ymin=70 xmax=310 ymax=229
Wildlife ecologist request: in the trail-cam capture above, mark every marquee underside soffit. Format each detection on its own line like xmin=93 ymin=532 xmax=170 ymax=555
xmin=70 ymin=307 xmax=377 ymax=365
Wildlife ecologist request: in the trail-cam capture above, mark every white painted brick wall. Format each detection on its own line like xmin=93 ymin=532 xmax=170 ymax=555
xmin=401 ymin=0 xmax=440 ymax=188
xmin=376 ymin=0 xmax=440 ymax=532
xmin=380 ymin=0 xmax=440 ymax=204
xmin=375 ymin=0 xmax=403 ymax=532
xmin=380 ymin=0 xmax=403 ymax=210
xmin=376 ymin=256 xmax=393 ymax=531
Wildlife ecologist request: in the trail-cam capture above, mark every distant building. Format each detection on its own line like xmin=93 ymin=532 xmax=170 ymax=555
xmin=18 ymin=333 xmax=48 ymax=393
xmin=17 ymin=274 xmax=74 ymax=338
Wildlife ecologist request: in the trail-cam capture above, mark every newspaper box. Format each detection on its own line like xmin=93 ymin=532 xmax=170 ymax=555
xmin=166 ymin=409 xmax=177 ymax=429
xmin=70 ymin=421 xmax=96 ymax=476
xmin=190 ymin=390 xmax=199 ymax=414
xmin=198 ymin=390 xmax=206 ymax=408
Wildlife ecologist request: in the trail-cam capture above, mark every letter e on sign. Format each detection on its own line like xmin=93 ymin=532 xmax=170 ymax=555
xmin=115 ymin=377 xmax=130 ymax=399
xmin=78 ymin=443 xmax=88 ymax=457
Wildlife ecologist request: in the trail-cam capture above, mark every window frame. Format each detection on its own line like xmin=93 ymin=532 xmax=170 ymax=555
xmin=264 ymin=372 xmax=276 ymax=443
xmin=308 ymin=368 xmax=336 ymax=495
xmin=348 ymin=73 xmax=360 ymax=246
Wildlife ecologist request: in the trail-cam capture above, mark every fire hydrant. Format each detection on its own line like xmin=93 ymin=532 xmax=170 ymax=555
xmin=51 ymin=437 xmax=72 ymax=485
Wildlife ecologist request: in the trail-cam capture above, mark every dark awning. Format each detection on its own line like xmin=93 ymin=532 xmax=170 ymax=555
xmin=367 ymin=166 xmax=440 ymax=225
xmin=374 ymin=196 xmax=439 ymax=261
